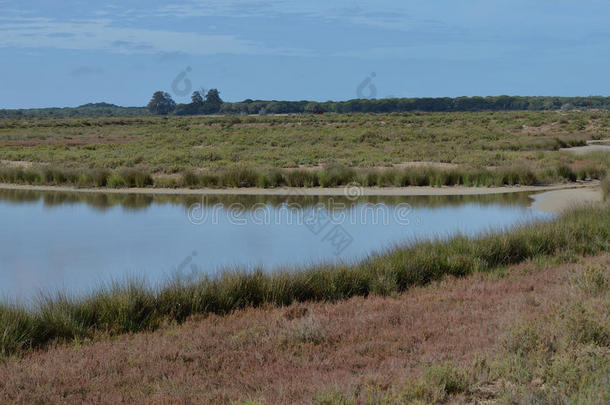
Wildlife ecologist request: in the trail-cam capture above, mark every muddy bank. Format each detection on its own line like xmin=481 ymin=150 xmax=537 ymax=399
xmin=0 ymin=181 xmax=599 ymax=197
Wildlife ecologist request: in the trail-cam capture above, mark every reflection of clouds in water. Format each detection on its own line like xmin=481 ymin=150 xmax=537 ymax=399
xmin=0 ymin=190 xmax=551 ymax=301
xmin=11 ymin=257 xmax=44 ymax=299
xmin=3 ymin=239 xmax=111 ymax=299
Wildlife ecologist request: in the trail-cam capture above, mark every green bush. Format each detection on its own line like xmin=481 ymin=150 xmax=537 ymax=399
xmin=106 ymin=173 xmax=126 ymax=188
xmin=181 ymin=170 xmax=200 ymax=187
xmin=118 ymin=168 xmax=153 ymax=188
xmin=557 ymin=165 xmax=577 ymax=182
xmin=220 ymin=167 xmax=259 ymax=187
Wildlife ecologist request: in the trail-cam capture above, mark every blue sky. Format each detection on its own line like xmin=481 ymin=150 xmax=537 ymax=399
xmin=1 ymin=0 xmax=609 ymax=108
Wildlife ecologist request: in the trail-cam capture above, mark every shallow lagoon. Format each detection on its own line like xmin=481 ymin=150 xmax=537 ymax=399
xmin=0 ymin=189 xmax=553 ymax=299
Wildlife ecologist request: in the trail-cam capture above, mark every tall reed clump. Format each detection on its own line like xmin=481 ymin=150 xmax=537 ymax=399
xmin=219 ymin=167 xmax=260 ymax=187
xmin=115 ymin=168 xmax=153 ymax=188
xmin=1 ymin=164 xmax=606 ymax=190
xmin=0 ymin=166 xmax=155 ymax=188
xmin=1 ymin=204 xmax=608 ymax=356
xmin=317 ymin=165 xmax=357 ymax=187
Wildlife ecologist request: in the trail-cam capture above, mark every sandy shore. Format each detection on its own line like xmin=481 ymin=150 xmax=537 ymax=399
xmin=530 ymin=186 xmax=603 ymax=214
xmin=0 ymin=181 xmax=600 ymax=197
xmin=560 ymin=144 xmax=610 ymax=155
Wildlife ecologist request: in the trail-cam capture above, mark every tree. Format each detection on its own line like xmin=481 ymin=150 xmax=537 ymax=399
xmin=305 ymin=102 xmax=324 ymax=114
xmin=191 ymin=91 xmax=204 ymax=106
xmin=203 ymin=89 xmax=223 ymax=113
xmin=147 ymin=91 xmax=176 ymax=115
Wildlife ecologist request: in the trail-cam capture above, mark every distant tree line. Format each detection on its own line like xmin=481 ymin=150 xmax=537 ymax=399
xmin=0 ymin=103 xmax=148 ymax=119
xmin=218 ymin=96 xmax=610 ymax=115
xmin=144 ymin=93 xmax=610 ymax=116
xmin=2 ymin=95 xmax=610 ymax=119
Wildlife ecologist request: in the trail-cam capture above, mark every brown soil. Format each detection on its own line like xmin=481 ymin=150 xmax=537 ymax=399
xmin=1 ymin=254 xmax=607 ymax=404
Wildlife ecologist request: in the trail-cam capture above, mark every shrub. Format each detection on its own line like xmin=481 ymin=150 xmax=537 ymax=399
xmin=284 ymin=316 xmax=327 ymax=345
xmin=86 ymin=168 xmax=110 ymax=187
xmin=286 ymin=170 xmax=316 ymax=187
xmin=565 ymin=304 xmax=610 ymax=347
xmin=557 ymin=165 xmax=577 ymax=182
xmin=266 ymin=170 xmax=286 ymax=188
xmin=220 ymin=167 xmax=259 ymax=187
xmin=318 ymin=165 xmax=356 ymax=187
xmin=572 ymin=264 xmax=608 ymax=295
xmin=118 ymin=168 xmax=153 ymax=188
xmin=181 ymin=170 xmax=200 ymax=187
xmin=107 ymin=173 xmax=126 ymax=188
xmin=401 ymin=363 xmax=471 ymax=403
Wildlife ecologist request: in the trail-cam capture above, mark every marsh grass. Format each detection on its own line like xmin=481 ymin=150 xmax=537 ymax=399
xmin=602 ymin=173 xmax=610 ymax=200
xmin=1 ymin=112 xmax=608 ymax=179
xmin=0 ymin=204 xmax=607 ymax=356
xmin=0 ymin=162 xmax=606 ymax=190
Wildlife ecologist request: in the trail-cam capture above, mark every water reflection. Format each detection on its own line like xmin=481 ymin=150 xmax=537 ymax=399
xmin=0 ymin=188 xmax=549 ymax=300
xmin=0 ymin=188 xmax=534 ymax=211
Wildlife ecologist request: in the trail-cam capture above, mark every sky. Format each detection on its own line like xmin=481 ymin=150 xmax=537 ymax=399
xmin=1 ymin=0 xmax=609 ymax=108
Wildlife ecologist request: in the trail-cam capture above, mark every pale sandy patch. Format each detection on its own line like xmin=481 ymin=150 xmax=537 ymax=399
xmin=560 ymin=144 xmax=610 ymax=155
xmin=0 ymin=159 xmax=33 ymax=168
xmin=391 ymin=161 xmax=459 ymax=169
xmin=530 ymin=186 xmax=603 ymax=214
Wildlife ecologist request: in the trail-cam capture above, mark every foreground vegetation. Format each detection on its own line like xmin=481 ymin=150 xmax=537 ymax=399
xmin=1 ymin=204 xmax=607 ymax=356
xmin=0 ymin=111 xmax=608 ymax=189
xmin=317 ymin=259 xmax=610 ymax=404
xmin=1 ymin=250 xmax=607 ymax=403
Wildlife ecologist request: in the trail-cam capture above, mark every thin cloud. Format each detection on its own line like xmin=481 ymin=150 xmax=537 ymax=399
xmin=70 ymin=66 xmax=104 ymax=77
xmin=157 ymin=51 xmax=190 ymax=62
xmin=0 ymin=17 xmax=311 ymax=56
xmin=153 ymin=0 xmax=448 ymax=33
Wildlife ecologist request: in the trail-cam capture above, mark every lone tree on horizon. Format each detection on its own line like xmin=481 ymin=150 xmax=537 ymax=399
xmin=147 ymin=91 xmax=176 ymax=115
xmin=202 ymin=89 xmax=222 ymax=114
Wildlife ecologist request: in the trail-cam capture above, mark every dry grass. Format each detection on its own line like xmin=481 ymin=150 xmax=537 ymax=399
xmin=1 ymin=253 xmax=607 ymax=404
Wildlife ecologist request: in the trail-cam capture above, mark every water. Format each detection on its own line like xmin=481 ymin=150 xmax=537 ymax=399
xmin=0 ymin=189 xmax=553 ymax=300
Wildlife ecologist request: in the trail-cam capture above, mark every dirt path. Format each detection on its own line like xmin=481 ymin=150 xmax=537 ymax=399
xmin=0 ymin=180 xmax=600 ymax=197
xmin=1 ymin=254 xmax=606 ymax=404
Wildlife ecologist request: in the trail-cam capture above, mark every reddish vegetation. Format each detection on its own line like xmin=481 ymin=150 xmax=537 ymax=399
xmin=1 ymin=254 xmax=607 ymax=404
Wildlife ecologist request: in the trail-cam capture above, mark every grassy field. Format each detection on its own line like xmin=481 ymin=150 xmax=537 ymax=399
xmin=0 ymin=111 xmax=608 ymax=188
xmin=1 ymin=204 xmax=607 ymax=358
xmin=1 ymin=250 xmax=607 ymax=403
